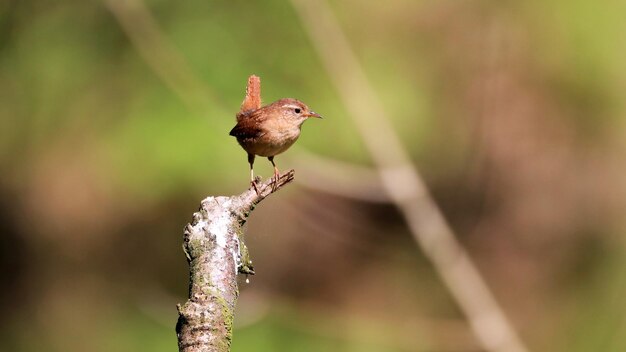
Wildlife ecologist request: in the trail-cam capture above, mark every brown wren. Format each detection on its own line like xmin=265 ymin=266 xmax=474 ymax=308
xmin=230 ymin=75 xmax=321 ymax=191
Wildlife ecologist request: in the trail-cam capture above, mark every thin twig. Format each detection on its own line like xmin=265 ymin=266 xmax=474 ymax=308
xmin=289 ymin=1 xmax=529 ymax=351
xmin=288 ymin=150 xmax=390 ymax=203
xmin=103 ymin=0 xmax=226 ymax=115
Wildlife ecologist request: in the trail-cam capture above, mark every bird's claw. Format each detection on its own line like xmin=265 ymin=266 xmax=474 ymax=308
xmin=270 ymin=171 xmax=281 ymax=192
xmin=250 ymin=180 xmax=260 ymax=195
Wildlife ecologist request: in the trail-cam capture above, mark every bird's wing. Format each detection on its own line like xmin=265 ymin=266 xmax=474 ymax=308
xmin=235 ymin=106 xmax=268 ymax=123
xmin=229 ymin=120 xmax=265 ymax=139
xmin=235 ymin=109 xmax=255 ymax=123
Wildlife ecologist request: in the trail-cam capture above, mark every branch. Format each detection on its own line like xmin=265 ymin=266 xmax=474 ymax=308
xmin=176 ymin=171 xmax=295 ymax=352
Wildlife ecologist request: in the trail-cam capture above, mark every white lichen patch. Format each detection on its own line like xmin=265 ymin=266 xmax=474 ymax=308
xmin=204 ymin=198 xmax=232 ymax=249
xmin=190 ymin=219 xmax=209 ymax=238
xmin=231 ymin=235 xmax=242 ymax=275
xmin=194 ymin=197 xmax=243 ymax=276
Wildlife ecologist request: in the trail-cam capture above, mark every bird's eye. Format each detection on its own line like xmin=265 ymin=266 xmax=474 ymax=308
xmin=294 ymin=108 xmax=301 ymax=114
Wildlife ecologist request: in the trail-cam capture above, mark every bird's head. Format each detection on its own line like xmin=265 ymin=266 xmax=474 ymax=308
xmin=273 ymin=98 xmax=322 ymax=126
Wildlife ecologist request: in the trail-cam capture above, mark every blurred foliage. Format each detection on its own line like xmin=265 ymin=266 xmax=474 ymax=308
xmin=1 ymin=0 xmax=626 ymax=351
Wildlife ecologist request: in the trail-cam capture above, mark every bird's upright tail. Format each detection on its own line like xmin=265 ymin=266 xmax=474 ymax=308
xmin=238 ymin=75 xmax=262 ymax=120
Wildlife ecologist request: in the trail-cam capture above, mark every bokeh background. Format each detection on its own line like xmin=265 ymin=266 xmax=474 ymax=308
xmin=2 ymin=0 xmax=626 ymax=351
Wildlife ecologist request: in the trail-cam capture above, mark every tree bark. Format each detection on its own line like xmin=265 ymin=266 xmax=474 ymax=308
xmin=176 ymin=171 xmax=295 ymax=352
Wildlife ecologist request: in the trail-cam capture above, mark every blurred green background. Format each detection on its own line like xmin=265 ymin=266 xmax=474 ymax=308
xmin=1 ymin=0 xmax=626 ymax=351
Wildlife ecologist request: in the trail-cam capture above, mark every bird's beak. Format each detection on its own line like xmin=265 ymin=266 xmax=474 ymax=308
xmin=307 ymin=111 xmax=322 ymax=119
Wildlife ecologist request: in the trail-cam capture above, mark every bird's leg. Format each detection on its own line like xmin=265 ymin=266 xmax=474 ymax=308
xmin=268 ymin=156 xmax=280 ymax=192
xmin=248 ymin=153 xmax=259 ymax=195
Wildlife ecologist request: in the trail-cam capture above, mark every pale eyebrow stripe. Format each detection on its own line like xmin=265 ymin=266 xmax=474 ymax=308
xmin=284 ymin=104 xmax=302 ymax=110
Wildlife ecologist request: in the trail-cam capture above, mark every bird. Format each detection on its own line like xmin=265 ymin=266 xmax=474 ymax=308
xmin=229 ymin=75 xmax=321 ymax=192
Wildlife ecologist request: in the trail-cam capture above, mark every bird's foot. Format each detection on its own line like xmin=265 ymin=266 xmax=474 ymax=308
xmin=250 ymin=179 xmax=260 ymax=195
xmin=270 ymin=170 xmax=281 ymax=192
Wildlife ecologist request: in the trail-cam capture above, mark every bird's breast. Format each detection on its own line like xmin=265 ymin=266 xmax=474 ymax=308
xmin=238 ymin=123 xmax=301 ymax=157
